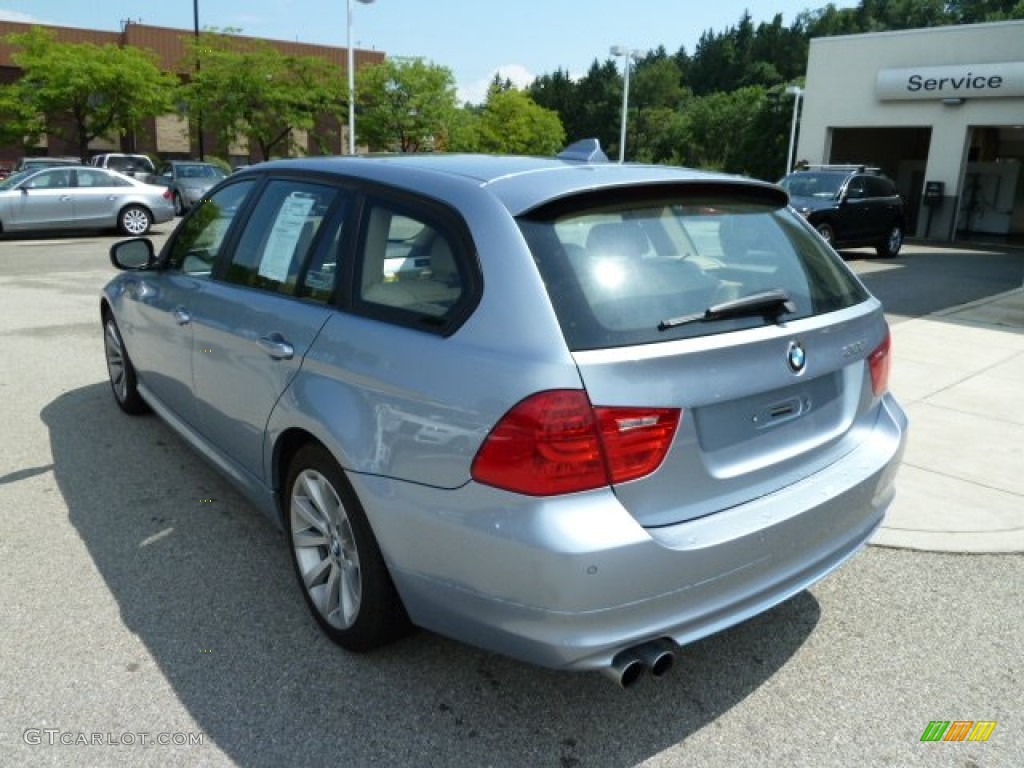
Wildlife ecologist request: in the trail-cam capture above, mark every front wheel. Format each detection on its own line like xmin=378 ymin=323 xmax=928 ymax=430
xmin=876 ymin=223 xmax=903 ymax=258
xmin=118 ymin=205 xmax=152 ymax=236
xmin=286 ymin=444 xmax=410 ymax=652
xmin=815 ymin=221 xmax=835 ymax=245
xmin=173 ymin=191 xmax=185 ymax=216
xmin=103 ymin=314 xmax=148 ymax=414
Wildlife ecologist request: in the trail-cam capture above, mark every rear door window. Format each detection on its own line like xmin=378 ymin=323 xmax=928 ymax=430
xmin=224 ymin=180 xmax=346 ymax=299
xmin=519 ymin=191 xmax=869 ymax=351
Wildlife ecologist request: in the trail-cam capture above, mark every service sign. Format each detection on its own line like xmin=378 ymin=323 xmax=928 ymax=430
xmin=876 ymin=62 xmax=1024 ymax=101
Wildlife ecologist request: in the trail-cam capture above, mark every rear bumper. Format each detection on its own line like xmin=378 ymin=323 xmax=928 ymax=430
xmin=355 ymin=394 xmax=907 ymax=671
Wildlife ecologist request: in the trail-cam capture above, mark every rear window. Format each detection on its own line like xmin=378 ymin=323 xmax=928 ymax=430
xmin=105 ymin=155 xmax=154 ymax=174
xmin=518 ymin=193 xmax=869 ymax=351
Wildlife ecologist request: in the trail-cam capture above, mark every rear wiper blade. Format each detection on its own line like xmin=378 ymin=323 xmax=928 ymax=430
xmin=658 ymin=289 xmax=796 ymax=331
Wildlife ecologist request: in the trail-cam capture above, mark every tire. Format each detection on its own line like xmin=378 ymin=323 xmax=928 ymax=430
xmin=286 ymin=443 xmax=409 ymax=651
xmin=173 ymin=191 xmax=185 ymax=216
xmin=815 ymin=221 xmax=835 ymax=245
xmin=876 ymin=223 xmax=903 ymax=258
xmin=103 ymin=313 xmax=149 ymax=415
xmin=118 ymin=205 xmax=152 ymax=236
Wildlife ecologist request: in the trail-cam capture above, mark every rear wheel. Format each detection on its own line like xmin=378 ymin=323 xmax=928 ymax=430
xmin=876 ymin=223 xmax=903 ymax=258
xmin=103 ymin=313 xmax=148 ymax=414
xmin=286 ymin=444 xmax=409 ymax=651
xmin=173 ymin=191 xmax=185 ymax=216
xmin=118 ymin=205 xmax=152 ymax=236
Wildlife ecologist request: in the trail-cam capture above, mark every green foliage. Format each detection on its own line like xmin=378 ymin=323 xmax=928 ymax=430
xmin=523 ymin=0 xmax=1022 ymax=178
xmin=355 ymin=58 xmax=458 ymax=152
xmin=182 ymin=31 xmax=347 ymax=161
xmin=470 ymin=86 xmax=565 ymax=155
xmin=0 ymin=27 xmax=177 ymax=159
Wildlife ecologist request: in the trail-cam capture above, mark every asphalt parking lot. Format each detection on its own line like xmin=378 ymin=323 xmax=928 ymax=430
xmin=1 ymin=229 xmax=1021 ymax=767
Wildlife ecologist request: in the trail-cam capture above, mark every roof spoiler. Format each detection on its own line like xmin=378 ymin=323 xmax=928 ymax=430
xmin=556 ymin=139 xmax=609 ymax=164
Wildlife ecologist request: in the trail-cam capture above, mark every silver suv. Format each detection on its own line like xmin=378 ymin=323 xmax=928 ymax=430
xmin=89 ymin=153 xmax=156 ymax=179
xmin=101 ymin=144 xmax=907 ymax=686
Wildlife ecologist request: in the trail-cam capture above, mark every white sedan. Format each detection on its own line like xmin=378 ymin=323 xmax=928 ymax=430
xmin=0 ymin=165 xmax=175 ymax=236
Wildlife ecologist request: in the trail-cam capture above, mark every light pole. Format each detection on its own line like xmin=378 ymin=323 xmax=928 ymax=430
xmin=610 ymin=45 xmax=636 ymax=163
xmin=347 ymin=0 xmax=375 ymax=155
xmin=193 ymin=0 xmax=204 ymax=160
xmin=785 ymin=85 xmax=804 ymax=175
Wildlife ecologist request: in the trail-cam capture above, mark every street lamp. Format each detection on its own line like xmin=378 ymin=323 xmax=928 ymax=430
xmin=785 ymin=85 xmax=804 ymax=175
xmin=610 ymin=45 xmax=637 ymax=163
xmin=347 ymin=0 xmax=375 ymax=155
xmin=193 ymin=0 xmax=204 ymax=160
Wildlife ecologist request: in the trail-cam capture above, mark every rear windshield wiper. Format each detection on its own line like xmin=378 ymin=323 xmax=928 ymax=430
xmin=658 ymin=289 xmax=796 ymax=331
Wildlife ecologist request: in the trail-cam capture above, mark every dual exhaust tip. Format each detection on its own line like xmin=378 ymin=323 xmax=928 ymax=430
xmin=603 ymin=638 xmax=678 ymax=688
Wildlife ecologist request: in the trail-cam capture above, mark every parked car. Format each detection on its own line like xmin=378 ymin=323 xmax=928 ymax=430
xmin=14 ymin=156 xmax=83 ymax=173
xmin=0 ymin=166 xmax=174 ymax=235
xmin=778 ymin=165 xmax=905 ymax=257
xmin=151 ymin=160 xmax=228 ymax=215
xmin=90 ymin=152 xmax=156 ymax=179
xmin=100 ymin=144 xmax=907 ymax=686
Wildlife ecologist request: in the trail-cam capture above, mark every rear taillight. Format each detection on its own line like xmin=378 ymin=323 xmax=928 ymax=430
xmin=471 ymin=390 xmax=680 ymax=496
xmin=162 ymin=189 xmax=173 ymax=200
xmin=868 ymin=331 xmax=891 ymax=396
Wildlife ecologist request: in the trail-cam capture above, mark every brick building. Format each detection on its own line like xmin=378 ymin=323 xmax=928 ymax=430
xmin=0 ymin=20 xmax=385 ymax=166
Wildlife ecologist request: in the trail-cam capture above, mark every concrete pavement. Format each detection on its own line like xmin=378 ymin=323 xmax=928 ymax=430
xmin=872 ymin=287 xmax=1024 ymax=553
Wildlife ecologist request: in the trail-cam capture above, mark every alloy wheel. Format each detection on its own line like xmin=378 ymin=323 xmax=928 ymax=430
xmin=104 ymin=320 xmax=127 ymax=403
xmin=290 ymin=469 xmax=362 ymax=630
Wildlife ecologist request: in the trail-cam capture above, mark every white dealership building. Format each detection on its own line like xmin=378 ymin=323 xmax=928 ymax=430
xmin=795 ymin=20 xmax=1024 ymax=241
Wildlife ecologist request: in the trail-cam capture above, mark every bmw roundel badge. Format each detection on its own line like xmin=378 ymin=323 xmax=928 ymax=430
xmin=787 ymin=341 xmax=806 ymax=374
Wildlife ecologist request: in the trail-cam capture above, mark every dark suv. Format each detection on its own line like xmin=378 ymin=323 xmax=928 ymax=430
xmin=779 ymin=166 xmax=905 ymax=257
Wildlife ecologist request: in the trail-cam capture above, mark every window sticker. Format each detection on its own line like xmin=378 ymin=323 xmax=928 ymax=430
xmin=258 ymin=193 xmax=316 ymax=282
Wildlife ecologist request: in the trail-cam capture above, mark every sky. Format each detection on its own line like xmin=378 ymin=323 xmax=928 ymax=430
xmin=0 ymin=1 xmax=859 ymax=103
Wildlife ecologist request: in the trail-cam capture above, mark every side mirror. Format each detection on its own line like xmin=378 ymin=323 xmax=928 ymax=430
xmin=110 ymin=238 xmax=156 ymax=271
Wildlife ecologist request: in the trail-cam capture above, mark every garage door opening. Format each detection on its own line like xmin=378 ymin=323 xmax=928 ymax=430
xmin=957 ymin=126 xmax=1024 ymax=240
xmin=828 ymin=127 xmax=932 ymax=234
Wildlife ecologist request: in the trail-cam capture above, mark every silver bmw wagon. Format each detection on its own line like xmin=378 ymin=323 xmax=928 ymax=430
xmin=101 ymin=144 xmax=907 ymax=686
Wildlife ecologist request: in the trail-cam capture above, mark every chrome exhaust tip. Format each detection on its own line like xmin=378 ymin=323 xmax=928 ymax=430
xmin=603 ymin=650 xmax=646 ymax=688
xmin=636 ymin=638 xmax=677 ymax=678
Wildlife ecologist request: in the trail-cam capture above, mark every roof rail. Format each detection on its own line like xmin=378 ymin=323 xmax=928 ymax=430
xmin=557 ymin=139 xmax=609 ymax=164
xmin=800 ymin=164 xmax=883 ymax=174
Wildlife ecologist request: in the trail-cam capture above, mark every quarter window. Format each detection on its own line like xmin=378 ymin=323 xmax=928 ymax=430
xmin=225 ymin=180 xmax=345 ymax=298
xmin=356 ymin=204 xmax=466 ymax=322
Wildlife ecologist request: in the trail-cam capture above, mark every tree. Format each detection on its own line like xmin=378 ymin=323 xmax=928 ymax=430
xmin=0 ymin=27 xmax=177 ymax=159
xmin=678 ymin=86 xmax=773 ymax=175
xmin=946 ymin=0 xmax=1024 ymax=21
xmin=181 ymin=31 xmax=348 ymax=161
xmin=528 ymin=68 xmax=581 ymax=137
xmin=573 ymin=59 xmax=625 ymax=153
xmin=631 ymin=55 xmax=688 ymax=111
xmin=355 ymin=58 xmax=458 ymax=152
xmin=470 ymin=86 xmax=565 ymax=155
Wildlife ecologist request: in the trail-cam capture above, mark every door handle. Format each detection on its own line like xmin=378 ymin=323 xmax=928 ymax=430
xmin=258 ymin=333 xmax=294 ymax=360
xmin=173 ymin=307 xmax=191 ymax=325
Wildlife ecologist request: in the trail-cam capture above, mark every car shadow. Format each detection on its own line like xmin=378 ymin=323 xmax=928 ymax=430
xmin=43 ymin=383 xmax=821 ymax=767
xmin=840 ymin=245 xmax=1023 ymax=319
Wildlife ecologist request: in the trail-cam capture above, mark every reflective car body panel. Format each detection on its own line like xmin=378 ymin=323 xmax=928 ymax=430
xmin=102 ymin=154 xmax=907 ymax=673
